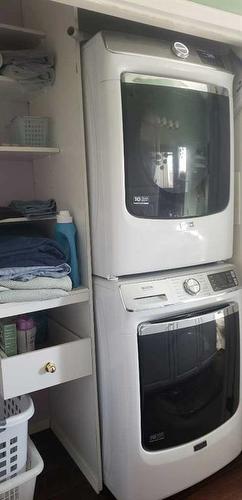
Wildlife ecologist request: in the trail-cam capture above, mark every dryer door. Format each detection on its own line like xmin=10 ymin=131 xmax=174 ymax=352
xmin=121 ymin=74 xmax=230 ymax=219
xmin=138 ymin=303 xmax=240 ymax=451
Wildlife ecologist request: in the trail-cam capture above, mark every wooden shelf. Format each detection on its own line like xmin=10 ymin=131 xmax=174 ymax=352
xmin=0 ymin=23 xmax=45 ymax=49
xmin=0 ymin=287 xmax=89 ymax=319
xmin=0 ymin=146 xmax=60 ymax=160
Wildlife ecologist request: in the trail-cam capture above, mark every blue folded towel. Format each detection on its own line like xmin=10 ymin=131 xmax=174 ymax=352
xmin=9 ymin=199 xmax=56 ymax=217
xmin=0 ymin=264 xmax=71 ymax=281
xmin=0 ymin=236 xmax=66 ymax=268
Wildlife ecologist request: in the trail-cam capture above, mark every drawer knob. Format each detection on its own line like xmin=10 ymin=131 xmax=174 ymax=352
xmin=45 ymin=362 xmax=56 ymax=374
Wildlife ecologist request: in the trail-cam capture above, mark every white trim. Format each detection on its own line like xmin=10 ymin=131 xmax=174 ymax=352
xmin=50 ymin=0 xmax=242 ymax=46
xmin=51 ymin=420 xmax=102 ymax=493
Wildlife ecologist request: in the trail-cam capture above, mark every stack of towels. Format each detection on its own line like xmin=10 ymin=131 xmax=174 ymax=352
xmin=9 ymin=199 xmax=57 ymax=219
xmin=0 ymin=236 xmax=72 ymax=303
xmin=0 ymin=50 xmax=55 ymax=92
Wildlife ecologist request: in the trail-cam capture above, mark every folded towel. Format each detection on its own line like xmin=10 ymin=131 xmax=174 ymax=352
xmin=0 ymin=50 xmax=55 ymax=67
xmin=2 ymin=64 xmax=55 ymax=92
xmin=0 ymin=236 xmax=66 ymax=268
xmin=0 ymin=276 xmax=72 ymax=291
xmin=0 ymin=289 xmax=69 ymax=303
xmin=10 ymin=199 xmax=57 ymax=217
xmin=0 ymin=264 xmax=70 ymax=281
xmin=0 ymin=50 xmax=55 ymax=92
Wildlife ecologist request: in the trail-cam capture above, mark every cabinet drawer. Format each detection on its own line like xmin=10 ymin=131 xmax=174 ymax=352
xmin=0 ymin=321 xmax=92 ymax=399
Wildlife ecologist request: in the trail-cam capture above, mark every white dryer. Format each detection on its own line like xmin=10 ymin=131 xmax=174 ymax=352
xmin=83 ymin=32 xmax=234 ymax=278
xmin=94 ymin=263 xmax=242 ymax=500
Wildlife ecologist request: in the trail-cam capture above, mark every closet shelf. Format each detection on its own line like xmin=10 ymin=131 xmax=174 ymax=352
xmin=0 ymin=23 xmax=45 ymax=49
xmin=0 ymin=287 xmax=89 ymax=319
xmin=0 ymin=146 xmax=60 ymax=160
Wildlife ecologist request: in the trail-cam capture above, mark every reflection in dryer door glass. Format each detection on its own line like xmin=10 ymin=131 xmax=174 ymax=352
xmin=138 ymin=305 xmax=239 ymax=451
xmin=121 ymin=76 xmax=230 ymax=219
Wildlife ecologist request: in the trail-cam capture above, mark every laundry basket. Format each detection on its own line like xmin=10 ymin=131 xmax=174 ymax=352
xmin=0 ymin=438 xmax=43 ymax=500
xmin=0 ymin=395 xmax=34 ymax=482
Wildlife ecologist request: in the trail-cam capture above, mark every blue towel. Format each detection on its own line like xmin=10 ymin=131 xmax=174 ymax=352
xmin=0 ymin=236 xmax=66 ymax=268
xmin=0 ymin=264 xmax=71 ymax=281
xmin=9 ymin=199 xmax=57 ymax=217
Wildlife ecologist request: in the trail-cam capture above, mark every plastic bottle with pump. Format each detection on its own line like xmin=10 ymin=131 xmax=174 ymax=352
xmin=54 ymin=210 xmax=80 ymax=288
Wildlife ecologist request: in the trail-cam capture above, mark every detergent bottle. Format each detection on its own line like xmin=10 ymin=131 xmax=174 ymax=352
xmin=55 ymin=210 xmax=80 ymax=288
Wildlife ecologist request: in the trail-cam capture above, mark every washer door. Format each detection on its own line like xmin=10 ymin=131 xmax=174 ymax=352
xmin=138 ymin=303 xmax=240 ymax=451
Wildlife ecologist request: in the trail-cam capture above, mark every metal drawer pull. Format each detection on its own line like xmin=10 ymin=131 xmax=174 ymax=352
xmin=45 ymin=362 xmax=56 ymax=374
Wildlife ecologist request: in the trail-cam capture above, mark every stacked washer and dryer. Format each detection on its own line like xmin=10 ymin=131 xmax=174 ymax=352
xmin=83 ymin=32 xmax=242 ymax=500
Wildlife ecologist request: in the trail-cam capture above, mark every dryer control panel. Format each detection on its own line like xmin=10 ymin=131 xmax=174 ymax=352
xmin=119 ymin=265 xmax=239 ymax=312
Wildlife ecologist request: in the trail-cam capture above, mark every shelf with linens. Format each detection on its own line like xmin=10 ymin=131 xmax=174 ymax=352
xmin=0 ymin=317 xmax=92 ymax=399
xmin=0 ymin=22 xmax=46 ymax=102
xmin=0 ymin=286 xmax=89 ymax=318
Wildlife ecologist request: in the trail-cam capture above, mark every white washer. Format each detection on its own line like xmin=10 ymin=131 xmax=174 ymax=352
xmin=94 ymin=263 xmax=242 ymax=500
xmin=83 ymin=32 xmax=234 ymax=278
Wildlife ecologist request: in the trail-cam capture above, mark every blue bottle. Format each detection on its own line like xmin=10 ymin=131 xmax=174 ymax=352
xmin=54 ymin=210 xmax=81 ymax=288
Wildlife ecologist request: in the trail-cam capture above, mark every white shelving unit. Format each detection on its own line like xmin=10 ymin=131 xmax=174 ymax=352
xmin=0 ymin=286 xmax=89 ymax=319
xmin=0 ymin=146 xmax=60 ymax=160
xmin=0 ymin=2 xmax=102 ymax=496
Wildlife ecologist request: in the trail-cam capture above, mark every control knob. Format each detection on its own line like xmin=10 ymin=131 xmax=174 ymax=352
xmin=171 ymin=41 xmax=190 ymax=59
xmin=183 ymin=278 xmax=201 ymax=295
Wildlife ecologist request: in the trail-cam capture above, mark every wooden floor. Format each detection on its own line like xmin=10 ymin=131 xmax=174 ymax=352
xmin=33 ymin=430 xmax=242 ymax=500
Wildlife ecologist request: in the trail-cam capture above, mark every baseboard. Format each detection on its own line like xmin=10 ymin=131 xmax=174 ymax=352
xmin=51 ymin=420 xmax=102 ymax=493
xmin=29 ymin=418 xmax=50 ymax=435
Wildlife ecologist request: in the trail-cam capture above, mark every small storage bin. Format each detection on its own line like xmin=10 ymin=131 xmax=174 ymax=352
xmin=0 ymin=395 xmax=34 ymax=482
xmin=10 ymin=116 xmax=49 ymax=146
xmin=0 ymin=439 xmax=43 ymax=500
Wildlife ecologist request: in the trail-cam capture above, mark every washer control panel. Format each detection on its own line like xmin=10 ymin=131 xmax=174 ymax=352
xmin=183 ymin=278 xmax=201 ymax=295
xmin=208 ymin=270 xmax=238 ymax=291
xmin=119 ymin=265 xmax=239 ymax=312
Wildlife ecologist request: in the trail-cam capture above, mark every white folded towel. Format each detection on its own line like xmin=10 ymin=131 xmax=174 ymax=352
xmin=0 ymin=276 xmax=72 ymax=291
xmin=0 ymin=288 xmax=69 ymax=303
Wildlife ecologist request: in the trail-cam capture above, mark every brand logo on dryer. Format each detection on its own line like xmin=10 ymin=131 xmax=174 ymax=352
xmin=177 ymin=221 xmax=194 ymax=231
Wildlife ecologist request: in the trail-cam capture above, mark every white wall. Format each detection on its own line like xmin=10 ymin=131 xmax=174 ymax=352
xmin=0 ymin=0 xmax=22 ymax=25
